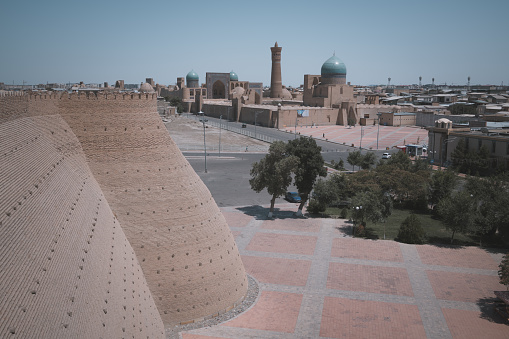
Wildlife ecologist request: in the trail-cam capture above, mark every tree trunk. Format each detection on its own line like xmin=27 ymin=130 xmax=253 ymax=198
xmin=450 ymin=230 xmax=455 ymax=244
xmin=296 ymin=193 xmax=309 ymax=217
xmin=268 ymin=195 xmax=276 ymax=218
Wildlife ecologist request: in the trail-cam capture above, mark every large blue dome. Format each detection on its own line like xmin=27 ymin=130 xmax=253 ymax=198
xmin=186 ymin=70 xmax=199 ymax=81
xmin=230 ymin=71 xmax=238 ymax=81
xmin=321 ymin=55 xmax=347 ymax=76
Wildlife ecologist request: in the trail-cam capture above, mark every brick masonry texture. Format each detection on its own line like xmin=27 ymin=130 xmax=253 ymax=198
xmin=0 ymin=115 xmax=165 ymax=338
xmin=0 ymin=92 xmax=248 ymax=332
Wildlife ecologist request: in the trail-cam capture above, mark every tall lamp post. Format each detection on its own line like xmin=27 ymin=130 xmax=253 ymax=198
xmin=198 ymin=111 xmax=208 ymax=173
xmin=254 ymin=111 xmax=261 ymax=140
xmin=219 ymin=115 xmax=222 ymax=157
xmin=376 ymin=112 xmax=382 ymax=150
xmin=359 ymin=125 xmax=364 ymax=152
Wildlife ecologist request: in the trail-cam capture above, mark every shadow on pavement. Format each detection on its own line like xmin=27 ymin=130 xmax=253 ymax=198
xmin=477 ymin=297 xmax=508 ymax=324
xmin=236 ymin=205 xmax=304 ymax=220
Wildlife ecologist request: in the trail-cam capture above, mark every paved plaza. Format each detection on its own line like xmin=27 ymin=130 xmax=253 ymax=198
xmin=284 ymin=125 xmax=429 ymax=150
xmin=181 ymin=203 xmax=508 ymax=339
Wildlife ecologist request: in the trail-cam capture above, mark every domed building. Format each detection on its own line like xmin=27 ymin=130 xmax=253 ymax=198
xmin=302 ymin=53 xmax=358 ymax=125
xmin=230 ymin=71 xmax=238 ymax=81
xmin=139 ymin=82 xmax=155 ymax=93
xmin=186 ymin=70 xmax=200 ymax=88
xmin=320 ymin=54 xmax=347 ymax=85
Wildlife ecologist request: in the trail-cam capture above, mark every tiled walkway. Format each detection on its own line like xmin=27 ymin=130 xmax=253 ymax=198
xmin=181 ymin=204 xmax=508 ymax=339
xmin=284 ymin=125 xmax=429 ymax=150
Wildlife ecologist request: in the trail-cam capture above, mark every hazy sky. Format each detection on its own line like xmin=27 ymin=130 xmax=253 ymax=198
xmin=1 ymin=0 xmax=508 ymax=87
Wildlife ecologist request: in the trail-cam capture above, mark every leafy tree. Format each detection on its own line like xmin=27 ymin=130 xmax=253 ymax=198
xmin=437 ymin=191 xmax=475 ymax=243
xmin=330 ymin=159 xmax=345 ymax=171
xmin=347 ymin=150 xmax=362 ymax=171
xmin=286 ymin=137 xmax=327 ymax=216
xmin=360 ymin=152 xmax=376 ymax=170
xmin=249 ymin=141 xmax=299 ymax=218
xmin=428 ymin=169 xmax=458 ymax=210
xmin=165 ymin=96 xmax=184 ymax=113
xmin=351 ymin=191 xmax=385 ymax=228
xmin=385 ymin=151 xmax=412 ymax=171
xmin=498 ymin=253 xmax=509 ymax=289
xmin=310 ymin=173 xmax=350 ymax=214
xmin=466 ymin=175 xmax=509 ymax=246
xmin=397 ymin=214 xmax=426 ymax=244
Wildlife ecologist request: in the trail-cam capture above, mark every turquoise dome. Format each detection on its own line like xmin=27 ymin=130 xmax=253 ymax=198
xmin=230 ymin=71 xmax=238 ymax=81
xmin=321 ymin=55 xmax=347 ymax=76
xmin=186 ymin=70 xmax=199 ymax=81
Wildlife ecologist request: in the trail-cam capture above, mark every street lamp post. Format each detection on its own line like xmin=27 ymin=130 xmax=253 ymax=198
xmin=359 ymin=125 xmax=364 ymax=152
xmin=219 ymin=115 xmax=222 ymax=157
xmin=198 ymin=111 xmax=208 ymax=173
xmin=254 ymin=111 xmax=261 ymax=140
xmin=376 ymin=112 xmax=382 ymax=150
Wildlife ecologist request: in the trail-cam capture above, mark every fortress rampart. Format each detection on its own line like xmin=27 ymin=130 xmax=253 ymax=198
xmin=0 ymin=92 xmax=248 ymax=332
xmin=0 ymin=114 xmax=165 ymax=338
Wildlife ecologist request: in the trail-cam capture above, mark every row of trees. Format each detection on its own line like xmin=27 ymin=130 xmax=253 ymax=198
xmin=249 ymin=137 xmax=326 ymax=217
xmin=311 ymin=150 xmax=509 ymax=245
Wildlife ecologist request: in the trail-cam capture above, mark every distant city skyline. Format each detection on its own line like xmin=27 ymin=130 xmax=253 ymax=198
xmin=1 ymin=0 xmax=508 ymax=88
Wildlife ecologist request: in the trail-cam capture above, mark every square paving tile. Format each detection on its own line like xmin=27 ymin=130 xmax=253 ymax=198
xmin=246 ymin=233 xmax=317 ymax=255
xmin=427 ymin=270 xmax=503 ymax=302
xmin=417 ymin=245 xmax=499 ymax=270
xmin=222 ymin=291 xmax=303 ymax=333
xmin=182 ymin=335 xmax=229 ymax=339
xmin=442 ymin=308 xmax=509 ymax=339
xmin=327 ymin=262 xmax=413 ymax=296
xmin=241 ymin=255 xmax=312 ymax=286
xmin=221 ymin=211 xmax=253 ymax=228
xmin=320 ymin=297 xmax=426 ymax=338
xmin=331 ymin=238 xmax=403 ymax=262
xmin=261 ymin=218 xmax=321 ymax=232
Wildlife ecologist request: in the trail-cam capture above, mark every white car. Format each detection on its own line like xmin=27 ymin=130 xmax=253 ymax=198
xmin=382 ymin=153 xmax=391 ymax=159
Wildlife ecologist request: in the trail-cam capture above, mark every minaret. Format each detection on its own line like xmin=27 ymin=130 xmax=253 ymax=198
xmin=270 ymin=41 xmax=283 ymax=98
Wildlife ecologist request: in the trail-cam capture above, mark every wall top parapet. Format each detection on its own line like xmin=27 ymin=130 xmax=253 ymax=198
xmin=0 ymin=91 xmax=158 ymax=101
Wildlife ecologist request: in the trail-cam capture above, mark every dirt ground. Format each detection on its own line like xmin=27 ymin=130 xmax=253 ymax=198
xmin=164 ymin=115 xmax=270 ymax=152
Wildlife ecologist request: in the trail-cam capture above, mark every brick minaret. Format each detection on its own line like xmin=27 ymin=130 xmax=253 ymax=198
xmin=270 ymin=42 xmax=283 ymax=98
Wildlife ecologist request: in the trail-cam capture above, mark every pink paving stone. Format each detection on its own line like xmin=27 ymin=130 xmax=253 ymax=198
xmin=320 ymin=297 xmax=426 ymax=339
xmin=427 ymin=271 xmax=504 ymax=303
xmin=261 ymin=217 xmax=321 ymax=232
xmin=241 ymin=255 xmax=312 ymax=286
xmin=222 ymin=291 xmax=303 ymax=333
xmin=442 ymin=308 xmax=509 ymax=339
xmin=221 ymin=211 xmax=253 ymax=228
xmin=331 ymin=238 xmax=404 ymax=262
xmin=246 ymin=233 xmax=317 ymax=255
xmin=417 ymin=245 xmax=499 ymax=270
xmin=327 ymin=262 xmax=414 ymax=296
xmin=182 ymin=335 xmax=229 ymax=339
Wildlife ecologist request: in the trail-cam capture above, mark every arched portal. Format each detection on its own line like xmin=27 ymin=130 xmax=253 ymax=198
xmin=212 ymin=80 xmax=226 ymax=99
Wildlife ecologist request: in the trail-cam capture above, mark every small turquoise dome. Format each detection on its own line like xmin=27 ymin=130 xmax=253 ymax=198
xmin=230 ymin=71 xmax=238 ymax=81
xmin=321 ymin=55 xmax=347 ymax=76
xmin=186 ymin=70 xmax=199 ymax=81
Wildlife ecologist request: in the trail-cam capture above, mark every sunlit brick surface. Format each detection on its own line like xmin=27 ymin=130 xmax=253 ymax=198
xmin=246 ymin=233 xmax=317 ymax=255
xmin=331 ymin=237 xmax=404 ymax=262
xmin=442 ymin=308 xmax=509 ymax=339
xmin=417 ymin=245 xmax=499 ymax=269
xmin=241 ymin=256 xmax=312 ymax=286
xmin=328 ymin=262 xmax=414 ymax=296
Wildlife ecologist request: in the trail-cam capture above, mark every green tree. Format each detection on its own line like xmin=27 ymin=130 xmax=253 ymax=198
xmin=310 ymin=173 xmax=350 ymax=214
xmin=466 ymin=175 xmax=509 ymax=246
xmin=386 ymin=151 xmax=412 ymax=170
xmin=249 ymin=141 xmax=299 ymax=218
xmin=351 ymin=191 xmax=384 ymax=229
xmin=437 ymin=191 xmax=475 ymax=243
xmin=286 ymin=137 xmax=327 ymax=216
xmin=347 ymin=150 xmax=362 ymax=171
xmin=397 ymin=214 xmax=426 ymax=244
xmin=498 ymin=253 xmax=509 ymax=289
xmin=360 ymin=152 xmax=377 ymax=170
xmin=428 ymin=169 xmax=458 ymax=210
xmin=166 ymin=96 xmax=184 ymax=113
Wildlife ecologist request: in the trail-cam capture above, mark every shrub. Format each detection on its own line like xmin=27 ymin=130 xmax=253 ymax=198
xmin=499 ymin=253 xmax=509 ymax=289
xmin=340 ymin=208 xmax=348 ymax=219
xmin=397 ymin=214 xmax=426 ymax=244
xmin=307 ymin=199 xmax=325 ymax=215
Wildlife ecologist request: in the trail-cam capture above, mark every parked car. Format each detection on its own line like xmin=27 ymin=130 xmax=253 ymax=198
xmin=382 ymin=152 xmax=391 ymax=159
xmin=285 ymin=192 xmax=301 ymax=203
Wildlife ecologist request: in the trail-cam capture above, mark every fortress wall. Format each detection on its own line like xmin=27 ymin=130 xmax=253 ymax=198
xmin=0 ymin=115 xmax=165 ymax=338
xmin=54 ymin=94 xmax=248 ymax=325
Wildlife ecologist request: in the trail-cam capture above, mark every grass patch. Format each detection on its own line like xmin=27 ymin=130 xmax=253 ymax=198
xmin=325 ymin=207 xmax=478 ymax=246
